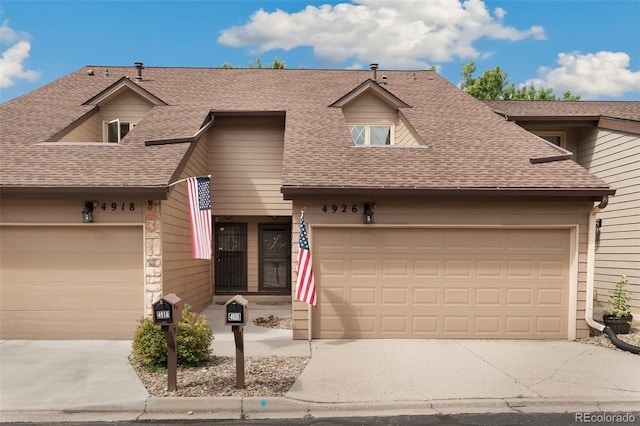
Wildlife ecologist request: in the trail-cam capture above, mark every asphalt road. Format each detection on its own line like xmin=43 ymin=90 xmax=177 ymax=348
xmin=7 ymin=411 xmax=639 ymax=426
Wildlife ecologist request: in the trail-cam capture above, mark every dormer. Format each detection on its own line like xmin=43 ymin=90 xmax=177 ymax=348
xmin=330 ymin=67 xmax=423 ymax=146
xmin=49 ymin=73 xmax=166 ymax=144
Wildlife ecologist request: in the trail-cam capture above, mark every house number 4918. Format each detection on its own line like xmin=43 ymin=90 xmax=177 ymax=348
xmin=100 ymin=202 xmax=136 ymax=211
xmin=322 ymin=204 xmax=358 ymax=213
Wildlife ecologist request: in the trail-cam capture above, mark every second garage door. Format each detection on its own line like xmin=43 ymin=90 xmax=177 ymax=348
xmin=312 ymin=227 xmax=571 ymax=339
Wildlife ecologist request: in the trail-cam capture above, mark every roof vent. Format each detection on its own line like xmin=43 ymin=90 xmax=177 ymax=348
xmin=134 ymin=62 xmax=144 ymax=80
xmin=370 ymin=63 xmax=378 ymax=81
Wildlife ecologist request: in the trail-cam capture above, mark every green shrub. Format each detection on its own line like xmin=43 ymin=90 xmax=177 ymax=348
xmin=131 ymin=304 xmax=213 ymax=371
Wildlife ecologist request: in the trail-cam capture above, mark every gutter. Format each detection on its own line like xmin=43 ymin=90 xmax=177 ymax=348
xmin=585 ymin=196 xmax=640 ymax=354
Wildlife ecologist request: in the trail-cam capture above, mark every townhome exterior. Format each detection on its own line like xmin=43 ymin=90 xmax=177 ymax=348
xmin=485 ymin=101 xmax=640 ymax=320
xmin=1 ymin=64 xmax=614 ymax=340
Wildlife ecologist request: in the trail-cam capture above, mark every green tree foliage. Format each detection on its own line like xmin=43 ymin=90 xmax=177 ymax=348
xmin=461 ymin=60 xmax=580 ymax=101
xmin=221 ymin=57 xmax=287 ymax=69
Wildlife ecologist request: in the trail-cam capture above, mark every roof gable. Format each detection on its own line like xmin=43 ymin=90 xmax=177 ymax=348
xmin=329 ymin=79 xmax=411 ymax=109
xmin=83 ymin=77 xmax=167 ymax=106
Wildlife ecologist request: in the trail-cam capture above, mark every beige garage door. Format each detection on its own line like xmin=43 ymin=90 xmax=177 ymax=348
xmin=313 ymin=227 xmax=570 ymax=339
xmin=0 ymin=226 xmax=144 ymax=339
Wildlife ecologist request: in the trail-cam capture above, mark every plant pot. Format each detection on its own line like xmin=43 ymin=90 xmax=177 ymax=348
xmin=603 ymin=315 xmax=633 ymax=334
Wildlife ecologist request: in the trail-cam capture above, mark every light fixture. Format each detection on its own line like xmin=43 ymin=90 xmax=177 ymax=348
xmin=363 ymin=203 xmax=374 ymax=224
xmin=82 ymin=201 xmax=94 ymax=223
xmin=595 ymin=218 xmax=603 ymax=231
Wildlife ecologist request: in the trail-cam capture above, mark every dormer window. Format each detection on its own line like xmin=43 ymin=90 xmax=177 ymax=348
xmin=103 ymin=119 xmax=137 ymax=143
xmin=349 ymin=124 xmax=393 ymax=145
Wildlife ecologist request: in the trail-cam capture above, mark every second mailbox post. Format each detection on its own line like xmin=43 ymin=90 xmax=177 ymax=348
xmin=225 ymin=295 xmax=249 ymax=389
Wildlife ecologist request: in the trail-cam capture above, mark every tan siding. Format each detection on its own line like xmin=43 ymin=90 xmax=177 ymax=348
xmin=290 ymin=199 xmax=591 ymax=340
xmin=395 ymin=114 xmax=420 ymax=146
xmin=577 ymin=128 xmax=640 ymax=315
xmin=161 ymin=134 xmax=211 ymax=312
xmin=207 ymin=116 xmax=291 ymax=216
xmin=100 ymin=90 xmax=153 ymax=122
xmin=0 ymin=199 xmax=144 ymax=224
xmin=99 ymin=90 xmax=154 ymax=140
xmin=342 ymin=92 xmax=398 ymax=123
xmin=57 ymin=114 xmax=100 ymax=142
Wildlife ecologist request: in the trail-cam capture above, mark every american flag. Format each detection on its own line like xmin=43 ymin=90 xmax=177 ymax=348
xmin=186 ymin=176 xmax=212 ymax=260
xmin=295 ymin=211 xmax=317 ymax=306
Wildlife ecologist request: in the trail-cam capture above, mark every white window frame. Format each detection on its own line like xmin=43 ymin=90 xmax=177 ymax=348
xmin=533 ymin=131 xmax=566 ymax=149
xmin=348 ymin=124 xmax=394 ymax=146
xmin=102 ymin=119 xmax=137 ymax=143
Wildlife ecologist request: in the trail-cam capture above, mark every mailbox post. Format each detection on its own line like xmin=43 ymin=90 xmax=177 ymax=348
xmin=225 ymin=295 xmax=249 ymax=389
xmin=153 ymin=293 xmax=182 ymax=392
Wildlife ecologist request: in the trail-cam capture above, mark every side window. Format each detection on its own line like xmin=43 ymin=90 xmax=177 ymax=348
xmin=533 ymin=131 xmax=566 ymax=149
xmin=349 ymin=125 xmax=366 ymax=145
xmin=348 ymin=124 xmax=393 ymax=146
xmin=103 ymin=119 xmax=137 ymax=143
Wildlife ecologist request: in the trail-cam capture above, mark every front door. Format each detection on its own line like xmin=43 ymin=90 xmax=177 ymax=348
xmin=215 ymin=223 xmax=247 ymax=293
xmin=259 ymin=224 xmax=291 ymax=293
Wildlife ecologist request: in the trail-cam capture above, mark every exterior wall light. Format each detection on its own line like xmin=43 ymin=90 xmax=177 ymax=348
xmin=82 ymin=201 xmax=94 ymax=223
xmin=363 ymin=203 xmax=374 ymax=224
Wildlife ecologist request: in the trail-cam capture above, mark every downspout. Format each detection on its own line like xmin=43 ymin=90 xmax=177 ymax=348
xmin=586 ymin=196 xmax=640 ymax=354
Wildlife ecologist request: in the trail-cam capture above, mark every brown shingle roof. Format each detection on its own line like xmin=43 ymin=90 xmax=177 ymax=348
xmin=484 ymin=100 xmax=640 ymax=121
xmin=1 ymin=66 xmax=613 ymax=199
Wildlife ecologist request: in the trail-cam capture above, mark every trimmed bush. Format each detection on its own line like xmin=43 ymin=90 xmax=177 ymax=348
xmin=132 ymin=304 xmax=213 ymax=371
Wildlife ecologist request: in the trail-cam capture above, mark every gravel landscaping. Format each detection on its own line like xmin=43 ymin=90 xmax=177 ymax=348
xmin=576 ymin=325 xmax=640 ymax=351
xmin=132 ymin=317 xmax=639 ymax=397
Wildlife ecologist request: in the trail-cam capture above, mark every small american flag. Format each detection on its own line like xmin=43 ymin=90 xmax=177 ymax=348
xmin=295 ymin=211 xmax=317 ymax=306
xmin=186 ymin=176 xmax=212 ymax=260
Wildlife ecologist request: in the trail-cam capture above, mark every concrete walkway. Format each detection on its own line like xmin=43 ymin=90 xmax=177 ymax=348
xmin=1 ymin=303 xmax=639 ymax=422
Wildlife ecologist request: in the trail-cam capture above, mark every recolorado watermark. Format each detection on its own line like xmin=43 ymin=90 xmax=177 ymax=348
xmin=575 ymin=412 xmax=636 ymax=423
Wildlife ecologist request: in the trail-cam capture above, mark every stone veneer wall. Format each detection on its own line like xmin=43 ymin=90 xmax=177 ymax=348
xmin=144 ymin=200 xmax=162 ymax=315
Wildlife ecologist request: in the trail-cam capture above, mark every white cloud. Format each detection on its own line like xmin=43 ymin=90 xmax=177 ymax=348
xmin=0 ymin=21 xmax=40 ymax=89
xmin=525 ymin=51 xmax=640 ymax=100
xmin=218 ymin=0 xmax=545 ymax=69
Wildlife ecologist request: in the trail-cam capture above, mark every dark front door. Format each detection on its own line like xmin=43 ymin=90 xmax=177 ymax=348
xmin=259 ymin=224 xmax=291 ymax=293
xmin=215 ymin=223 xmax=247 ymax=293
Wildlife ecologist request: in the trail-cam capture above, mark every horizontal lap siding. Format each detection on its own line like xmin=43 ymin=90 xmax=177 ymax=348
xmin=100 ymin=91 xmax=153 ymax=123
xmin=577 ymin=128 xmax=640 ymax=314
xmin=57 ymin=114 xmax=100 ymax=142
xmin=208 ymin=116 xmax=290 ymax=216
xmin=161 ymin=134 xmax=211 ymax=312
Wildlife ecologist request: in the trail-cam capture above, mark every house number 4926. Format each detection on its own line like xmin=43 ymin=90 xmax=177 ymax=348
xmin=100 ymin=202 xmax=136 ymax=211
xmin=322 ymin=204 xmax=358 ymax=213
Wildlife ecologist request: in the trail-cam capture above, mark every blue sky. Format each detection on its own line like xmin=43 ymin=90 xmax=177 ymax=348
xmin=1 ymin=0 xmax=639 ymax=102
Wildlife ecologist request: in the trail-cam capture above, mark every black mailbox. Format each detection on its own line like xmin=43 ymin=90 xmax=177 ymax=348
xmin=225 ymin=295 xmax=249 ymax=326
xmin=153 ymin=293 xmax=182 ymax=326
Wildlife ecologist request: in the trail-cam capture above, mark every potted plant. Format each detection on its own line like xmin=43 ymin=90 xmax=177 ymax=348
xmin=603 ymin=274 xmax=633 ymax=334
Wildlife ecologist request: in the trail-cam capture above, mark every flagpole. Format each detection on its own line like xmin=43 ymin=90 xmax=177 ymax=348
xmin=168 ymin=174 xmax=212 ymax=188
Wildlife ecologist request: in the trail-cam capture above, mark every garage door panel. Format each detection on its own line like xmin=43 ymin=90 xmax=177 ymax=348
xmin=0 ymin=311 xmax=142 ymax=339
xmin=314 ymin=227 xmax=570 ymax=339
xmin=0 ymin=226 xmax=143 ymax=339
xmin=1 ymin=281 xmax=141 ymax=311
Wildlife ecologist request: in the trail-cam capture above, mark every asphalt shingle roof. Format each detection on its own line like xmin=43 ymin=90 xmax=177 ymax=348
xmin=484 ymin=100 xmax=640 ymax=121
xmin=0 ymin=65 xmax=614 ymax=198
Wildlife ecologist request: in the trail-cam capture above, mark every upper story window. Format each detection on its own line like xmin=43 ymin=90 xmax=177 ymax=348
xmin=349 ymin=124 xmax=393 ymax=146
xmin=533 ymin=131 xmax=566 ymax=149
xmin=103 ymin=119 xmax=137 ymax=143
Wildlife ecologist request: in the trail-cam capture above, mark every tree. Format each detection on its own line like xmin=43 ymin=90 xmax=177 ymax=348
xmin=221 ymin=57 xmax=287 ymax=69
xmin=461 ymin=60 xmax=580 ymax=101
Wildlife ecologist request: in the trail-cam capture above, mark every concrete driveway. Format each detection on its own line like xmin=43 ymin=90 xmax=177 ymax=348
xmin=287 ymin=339 xmax=640 ymax=405
xmin=2 ymin=304 xmax=639 ymax=418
